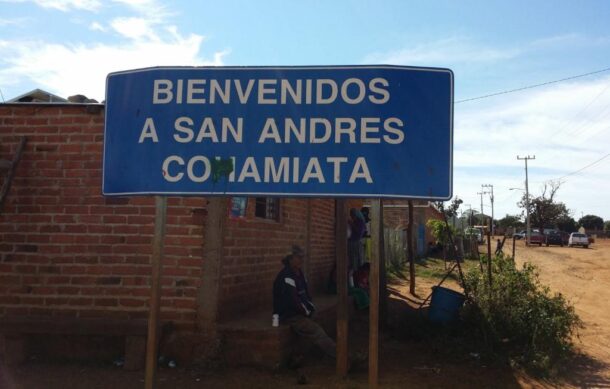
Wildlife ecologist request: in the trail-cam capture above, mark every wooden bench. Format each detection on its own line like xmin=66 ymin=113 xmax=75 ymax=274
xmin=0 ymin=317 xmax=149 ymax=370
xmin=218 ymin=293 xmax=352 ymax=369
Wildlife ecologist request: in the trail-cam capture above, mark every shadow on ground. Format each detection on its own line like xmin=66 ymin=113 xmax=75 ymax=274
xmin=553 ymin=352 xmax=610 ymax=388
xmin=2 ymin=289 xmax=607 ymax=388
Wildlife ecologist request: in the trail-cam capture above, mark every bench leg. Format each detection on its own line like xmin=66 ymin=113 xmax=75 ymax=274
xmin=124 ymin=336 xmax=146 ymax=371
xmin=2 ymin=335 xmax=28 ymax=366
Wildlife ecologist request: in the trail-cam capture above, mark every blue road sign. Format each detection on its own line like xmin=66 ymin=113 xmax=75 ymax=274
xmin=103 ymin=65 xmax=453 ymax=199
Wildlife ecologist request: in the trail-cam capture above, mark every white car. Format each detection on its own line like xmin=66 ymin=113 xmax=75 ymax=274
xmin=465 ymin=228 xmax=484 ymax=244
xmin=568 ymin=233 xmax=589 ymax=248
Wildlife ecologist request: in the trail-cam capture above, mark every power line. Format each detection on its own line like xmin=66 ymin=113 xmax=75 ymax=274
xmin=455 ymin=66 xmax=610 ymax=104
xmin=552 ymin=81 xmax=610 ymax=138
xmin=541 ymin=107 xmax=610 ymax=164
xmin=557 ymin=152 xmax=610 ymax=181
xmin=495 ymin=189 xmax=520 ymax=206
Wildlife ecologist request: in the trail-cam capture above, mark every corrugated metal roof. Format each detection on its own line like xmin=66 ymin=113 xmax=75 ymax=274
xmin=7 ymin=88 xmax=68 ymax=103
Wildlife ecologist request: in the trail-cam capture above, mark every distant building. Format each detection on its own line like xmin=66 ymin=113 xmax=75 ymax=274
xmin=366 ymin=200 xmax=444 ymax=256
xmin=7 ymin=89 xmax=98 ymax=104
xmin=7 ymin=88 xmax=68 ymax=103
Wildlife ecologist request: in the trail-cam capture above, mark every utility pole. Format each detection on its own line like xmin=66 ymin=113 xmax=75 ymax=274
xmin=517 ymin=155 xmax=535 ymax=246
xmin=477 ymin=191 xmax=488 ymax=225
xmin=482 ymin=184 xmax=494 ymax=236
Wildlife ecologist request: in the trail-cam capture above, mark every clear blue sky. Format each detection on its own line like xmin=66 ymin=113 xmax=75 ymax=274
xmin=1 ymin=0 xmax=610 ymax=220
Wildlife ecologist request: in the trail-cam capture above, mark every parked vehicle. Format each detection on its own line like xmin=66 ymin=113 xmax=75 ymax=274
xmin=513 ymin=230 xmax=526 ymax=239
xmin=568 ymin=233 xmax=589 ymax=248
xmin=545 ymin=231 xmax=565 ymax=247
xmin=529 ymin=231 xmax=544 ymax=246
xmin=464 ymin=227 xmax=484 ymax=244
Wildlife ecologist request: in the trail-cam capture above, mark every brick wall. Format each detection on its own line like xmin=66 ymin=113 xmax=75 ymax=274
xmin=219 ymin=198 xmax=336 ymax=320
xmin=0 ymin=104 xmax=338 ymax=330
xmin=0 ymin=105 xmax=206 ymax=330
xmin=308 ymin=199 xmax=336 ymax=291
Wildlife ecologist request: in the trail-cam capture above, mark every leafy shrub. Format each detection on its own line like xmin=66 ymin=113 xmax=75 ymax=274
xmin=426 ymin=219 xmax=456 ymax=246
xmin=461 ymin=254 xmax=581 ymax=374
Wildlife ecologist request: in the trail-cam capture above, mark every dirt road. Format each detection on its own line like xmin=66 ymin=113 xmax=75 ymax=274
xmin=514 ymin=238 xmax=610 ymax=387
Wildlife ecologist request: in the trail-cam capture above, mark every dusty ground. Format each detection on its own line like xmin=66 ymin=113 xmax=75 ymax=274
xmin=2 ymin=239 xmax=609 ymax=388
xmin=514 ymin=238 xmax=610 ymax=388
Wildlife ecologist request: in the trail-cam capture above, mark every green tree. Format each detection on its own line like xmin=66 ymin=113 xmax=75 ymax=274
xmin=435 ymin=197 xmax=463 ymax=219
xmin=578 ymin=214 xmax=604 ymax=231
xmin=605 ymin=220 xmax=610 ymax=232
xmin=557 ymin=215 xmax=578 ymax=233
xmin=518 ymin=181 xmax=570 ymax=232
xmin=427 ymin=219 xmax=456 ymax=245
xmin=498 ymin=214 xmax=524 ymax=230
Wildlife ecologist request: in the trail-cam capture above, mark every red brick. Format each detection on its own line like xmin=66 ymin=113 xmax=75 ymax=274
xmin=45 ymin=297 xmax=69 ymax=305
xmin=95 ymin=298 xmax=118 ymax=307
xmin=119 ymin=298 xmax=145 ymax=307
xmin=61 ymin=265 xmax=87 ymax=275
xmin=88 ymin=225 xmax=112 ymax=234
xmin=68 ymin=297 xmax=93 ymax=306
xmin=0 ymin=275 xmax=21 ymax=284
xmin=172 ymin=299 xmax=196 ymax=309
xmin=46 ymin=276 xmax=70 ymax=285
xmin=103 ymin=215 xmax=127 ymax=224
xmin=50 ymin=235 xmax=74 ymax=244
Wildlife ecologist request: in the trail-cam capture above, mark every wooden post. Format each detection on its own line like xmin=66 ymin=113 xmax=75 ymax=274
xmin=335 ymin=199 xmax=349 ymax=377
xmin=407 ymin=201 xmax=415 ymax=295
xmin=305 ymin=198 xmax=312 ymax=281
xmin=512 ymin=236 xmax=516 ymax=260
xmin=442 ymin=212 xmax=466 ymax=288
xmin=478 ymin=238 xmax=484 ymax=271
xmin=369 ymin=199 xmax=381 ymax=388
xmin=145 ymin=196 xmax=167 ymax=389
xmin=379 ymin=201 xmax=387 ymax=327
xmin=197 ymin=198 xmax=227 ymax=334
xmin=486 ymin=219 xmax=492 ymax=287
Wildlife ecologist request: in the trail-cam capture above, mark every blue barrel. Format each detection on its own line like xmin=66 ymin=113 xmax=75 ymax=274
xmin=428 ymin=286 xmax=466 ymax=323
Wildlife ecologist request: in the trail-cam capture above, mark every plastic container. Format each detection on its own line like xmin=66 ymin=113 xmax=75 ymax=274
xmin=428 ymin=286 xmax=466 ymax=323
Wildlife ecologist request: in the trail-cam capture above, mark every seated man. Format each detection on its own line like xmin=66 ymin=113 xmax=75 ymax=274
xmin=272 ymin=245 xmax=336 ymax=359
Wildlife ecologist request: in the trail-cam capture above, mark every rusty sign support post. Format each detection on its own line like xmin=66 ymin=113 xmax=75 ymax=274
xmin=378 ymin=204 xmax=387 ymax=328
xmin=144 ymin=196 xmax=167 ymax=389
xmin=369 ymin=199 xmax=381 ymax=388
xmin=407 ymin=200 xmax=415 ymax=294
xmin=335 ymin=199 xmax=349 ymax=377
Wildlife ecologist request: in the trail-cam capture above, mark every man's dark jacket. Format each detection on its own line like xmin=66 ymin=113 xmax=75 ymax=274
xmin=272 ymin=265 xmax=315 ymax=320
